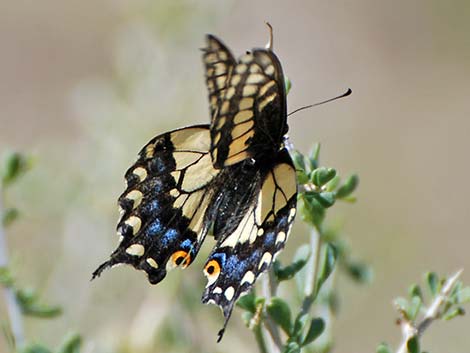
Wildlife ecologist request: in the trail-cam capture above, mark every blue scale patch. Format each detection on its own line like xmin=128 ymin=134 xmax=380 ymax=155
xmin=161 ymin=228 xmax=179 ymax=247
xmin=146 ymin=219 xmax=163 ymax=237
xmin=142 ymin=199 xmax=160 ymax=214
xmin=149 ymin=157 xmax=167 ymax=173
xmin=223 ymin=255 xmax=249 ymax=280
xmin=180 ymin=239 xmax=192 ymax=249
xmin=211 ymin=252 xmax=227 ymax=266
xmin=263 ymin=232 xmax=275 ymax=245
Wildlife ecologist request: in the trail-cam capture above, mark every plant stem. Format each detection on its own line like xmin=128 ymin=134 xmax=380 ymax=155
xmin=254 ymin=324 xmax=269 ymax=353
xmin=262 ymin=270 xmax=283 ymax=353
xmin=301 ymin=225 xmax=322 ymax=315
xmin=0 ymin=188 xmax=25 ymax=348
xmin=396 ymin=269 xmax=463 ymax=353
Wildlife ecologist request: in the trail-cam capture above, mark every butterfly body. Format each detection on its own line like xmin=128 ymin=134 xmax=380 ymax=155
xmin=93 ymin=34 xmax=298 ymax=339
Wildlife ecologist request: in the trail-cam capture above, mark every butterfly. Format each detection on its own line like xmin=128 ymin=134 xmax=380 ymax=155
xmin=92 ymin=28 xmax=298 ymax=341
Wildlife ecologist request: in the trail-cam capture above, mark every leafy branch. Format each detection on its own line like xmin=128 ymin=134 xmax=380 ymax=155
xmin=0 ymin=151 xmax=81 ymax=353
xmin=237 ymin=144 xmax=364 ymax=353
xmin=377 ymin=270 xmax=470 ymax=353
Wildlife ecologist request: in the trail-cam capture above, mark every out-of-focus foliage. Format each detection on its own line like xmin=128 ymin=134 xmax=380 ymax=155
xmin=1 ymin=0 xmax=470 ymax=352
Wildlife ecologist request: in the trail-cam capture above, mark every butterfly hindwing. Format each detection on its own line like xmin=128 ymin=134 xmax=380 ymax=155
xmin=201 ymin=149 xmax=297 ymax=339
xmin=93 ymin=125 xmax=219 ymax=284
xmin=208 ymin=44 xmax=288 ymax=168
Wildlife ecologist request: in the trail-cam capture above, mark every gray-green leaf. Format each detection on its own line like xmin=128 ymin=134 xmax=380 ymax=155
xmin=311 ymin=167 xmax=336 ymax=187
xmin=407 ymin=336 xmax=420 ymax=353
xmin=274 ymin=246 xmax=310 ymax=281
xmin=237 ymin=292 xmax=256 ymax=313
xmin=376 ymin=343 xmax=392 ymax=353
xmin=426 ymin=272 xmax=439 ymax=296
xmin=20 ymin=343 xmax=52 ymax=353
xmin=2 ymin=208 xmax=19 ymax=227
xmin=302 ymin=317 xmax=325 ymax=346
xmin=335 ymin=174 xmax=359 ymax=199
xmin=315 ymin=244 xmax=337 ymax=296
xmin=57 ymin=333 xmax=82 ymax=353
xmin=1 ymin=152 xmax=29 ymax=187
xmin=266 ymin=297 xmax=292 ymax=334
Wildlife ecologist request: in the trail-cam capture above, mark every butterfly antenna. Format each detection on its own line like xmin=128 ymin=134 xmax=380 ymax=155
xmin=288 ymin=88 xmax=352 ymax=117
xmin=265 ymin=21 xmax=273 ymax=51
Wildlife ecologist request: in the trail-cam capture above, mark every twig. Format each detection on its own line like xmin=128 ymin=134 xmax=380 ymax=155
xmin=396 ymin=269 xmax=464 ymax=353
xmin=262 ymin=271 xmax=283 ymax=353
xmin=254 ymin=323 xmax=269 ymax=353
xmin=0 ymin=187 xmax=25 ymax=348
xmin=300 ymin=226 xmax=322 ymax=315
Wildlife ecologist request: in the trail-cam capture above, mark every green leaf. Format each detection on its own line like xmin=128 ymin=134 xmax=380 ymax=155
xmin=407 ymin=336 xmax=420 ymax=353
xmin=442 ymin=307 xmax=465 ymax=321
xmin=237 ymin=292 xmax=256 ymax=313
xmin=2 ymin=208 xmax=19 ymax=227
xmin=457 ymin=287 xmax=470 ymax=304
xmin=57 ymin=333 xmax=82 ymax=353
xmin=408 ymin=296 xmax=422 ymax=321
xmin=274 ymin=246 xmax=310 ymax=281
xmin=376 ymin=343 xmax=392 ymax=353
xmin=312 ymin=191 xmax=336 ymax=208
xmin=309 ymin=144 xmax=321 ymax=170
xmin=16 ymin=288 xmax=62 ymax=318
xmin=315 ymin=243 xmax=337 ymax=296
xmin=336 ymin=174 xmax=359 ymax=199
xmin=302 ymin=317 xmax=325 ymax=346
xmin=294 ymin=245 xmax=310 ymax=294
xmin=283 ymin=341 xmax=301 ymax=353
xmin=340 ymin=195 xmax=357 ymax=203
xmin=241 ymin=311 xmax=254 ymax=327
xmin=0 ymin=266 xmax=14 ymax=287
xmin=345 ymin=261 xmax=373 ymax=284
xmin=299 ymin=194 xmax=325 ymax=228
xmin=291 ymin=150 xmax=306 ymax=172
xmin=297 ymin=170 xmax=309 ymax=184
xmin=254 ymin=296 xmax=266 ymax=308
xmin=325 ymin=175 xmax=340 ymax=192
xmin=426 ymin=272 xmax=439 ymax=296
xmin=292 ymin=313 xmax=309 ymax=339
xmin=1 ymin=322 xmax=15 ymax=351
xmin=394 ymin=297 xmax=410 ymax=320
xmin=1 ymin=152 xmax=29 ymax=187
xmin=20 ymin=343 xmax=53 ymax=353
xmin=311 ymin=168 xmax=336 ymax=187
xmin=266 ymin=297 xmax=292 ymax=334
xmin=409 ymin=284 xmax=424 ymax=301
xmin=285 ymin=77 xmax=292 ymax=95
xmin=327 ymin=291 xmax=340 ymax=315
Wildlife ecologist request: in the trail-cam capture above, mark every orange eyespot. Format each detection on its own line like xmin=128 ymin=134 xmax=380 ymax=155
xmin=170 ymin=250 xmax=191 ymax=268
xmin=203 ymin=259 xmax=221 ymax=285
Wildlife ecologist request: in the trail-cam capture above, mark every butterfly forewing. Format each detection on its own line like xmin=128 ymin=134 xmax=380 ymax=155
xmin=93 ymin=125 xmax=219 ymax=284
xmin=202 ymin=35 xmax=236 ymax=127
xmin=201 ymin=149 xmax=297 ymax=339
xmin=209 ymin=48 xmax=288 ymax=168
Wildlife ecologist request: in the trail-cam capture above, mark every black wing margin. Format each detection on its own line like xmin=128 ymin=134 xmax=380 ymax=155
xmin=93 ymin=125 xmax=219 ymax=284
xmin=201 ymin=149 xmax=297 ymax=340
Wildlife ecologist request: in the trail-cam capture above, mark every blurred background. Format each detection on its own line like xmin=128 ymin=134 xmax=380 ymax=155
xmin=1 ymin=0 xmax=469 ymax=352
